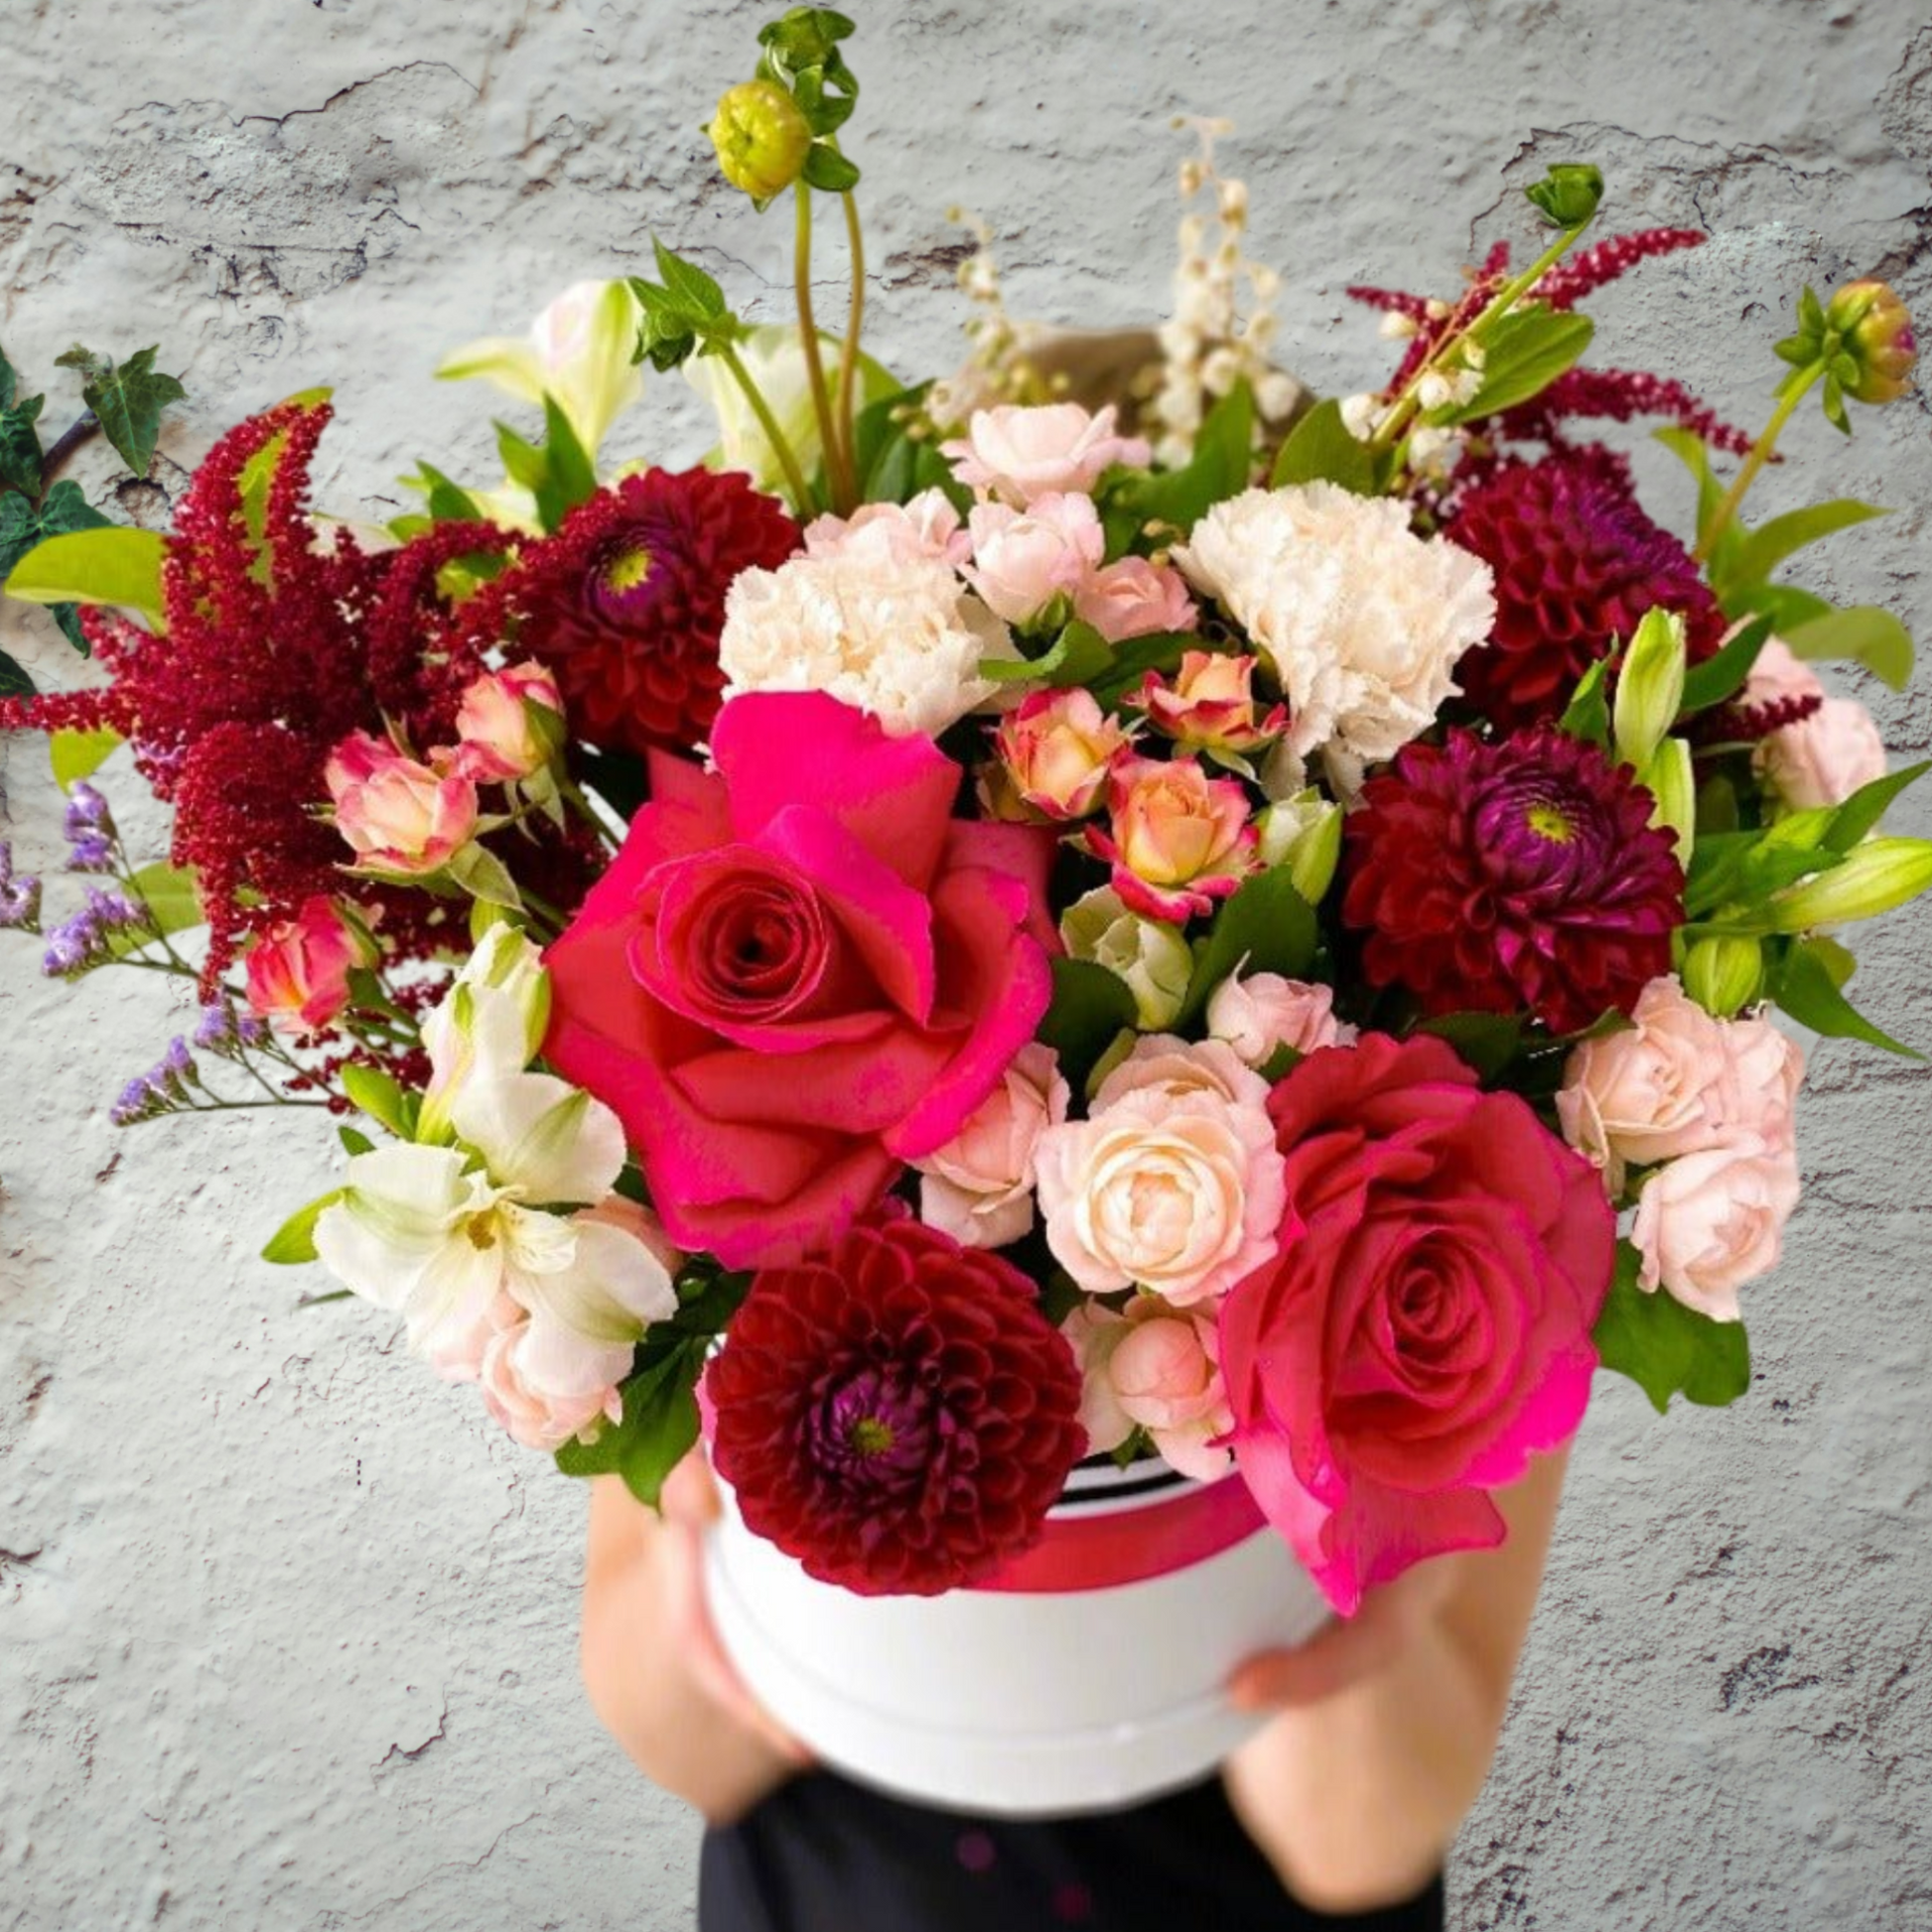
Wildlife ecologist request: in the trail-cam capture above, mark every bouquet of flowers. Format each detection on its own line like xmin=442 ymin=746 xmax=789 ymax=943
xmin=5 ymin=8 xmax=1928 ymax=1789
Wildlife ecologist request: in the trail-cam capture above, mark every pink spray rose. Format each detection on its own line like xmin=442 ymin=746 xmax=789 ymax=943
xmin=1073 ymin=556 xmax=1199 ymax=642
xmin=478 ymin=1298 xmax=625 ymax=1452
xmin=1742 ymin=638 xmax=1889 ymax=811
xmin=243 ymin=896 xmax=377 ymax=1035
xmin=912 ymin=1041 xmax=1069 ymax=1249
xmin=452 ymin=660 xmax=565 ymax=782
xmin=325 ymin=731 xmax=478 ymax=876
xmin=1206 ymin=969 xmax=1355 ymax=1067
xmin=1064 ymin=1299 xmax=1235 ymax=1482
xmin=1128 ymin=652 xmax=1289 ymax=758
xmin=803 ymin=488 xmax=973 ymax=569
xmin=964 ymin=493 xmax=1105 ymax=626
xmin=543 ymin=692 xmax=1058 ymax=1268
xmin=942 ymin=401 xmax=1152 ymax=505
xmin=1083 ymin=753 xmax=1260 ymax=920
xmin=1629 ymin=1139 xmax=1801 ymax=1323
xmin=991 ymin=687 xmax=1137 ymax=821
xmin=1220 ymin=1034 xmax=1614 ymax=1614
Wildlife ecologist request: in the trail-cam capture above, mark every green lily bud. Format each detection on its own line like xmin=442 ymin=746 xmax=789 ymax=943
xmin=708 ymin=78 xmax=814 ymax=204
xmin=1060 ymin=886 xmax=1193 ymax=1031
xmin=1637 ymin=737 xmax=1695 ymax=868
xmin=1613 ymin=608 xmax=1688 ymax=770
xmin=1825 ymin=279 xmax=1918 ymax=405
xmin=1682 ymin=935 xmax=1764 ymax=1019
xmin=1767 ymin=835 xmax=1932 ymax=931
xmin=1256 ymin=789 xmax=1343 ymax=905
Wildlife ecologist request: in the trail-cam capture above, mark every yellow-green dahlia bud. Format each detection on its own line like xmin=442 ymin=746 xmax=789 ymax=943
xmin=1825 ymin=278 xmax=1918 ymax=405
xmin=708 ymin=79 xmax=814 ymax=203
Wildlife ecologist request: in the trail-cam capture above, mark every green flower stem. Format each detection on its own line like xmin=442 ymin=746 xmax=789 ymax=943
xmin=1695 ymin=363 xmax=1824 ymax=564
xmin=715 ymin=340 xmax=815 ymax=513
xmin=519 ymin=887 xmax=568 ymax=940
xmin=793 ymin=182 xmax=853 ymax=511
xmin=836 ymin=186 xmax=868 ymax=493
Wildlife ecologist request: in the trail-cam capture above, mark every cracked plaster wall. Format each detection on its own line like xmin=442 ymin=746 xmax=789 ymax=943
xmin=3 ymin=3 xmax=1931 ymax=1928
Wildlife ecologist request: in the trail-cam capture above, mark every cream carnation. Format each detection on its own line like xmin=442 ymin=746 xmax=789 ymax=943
xmin=1174 ymin=482 xmax=1495 ymax=784
xmin=719 ymin=547 xmax=1017 ymax=739
xmin=1035 ymin=1077 xmax=1286 ymax=1307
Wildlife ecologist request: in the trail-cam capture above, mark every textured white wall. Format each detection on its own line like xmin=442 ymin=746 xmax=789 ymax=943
xmin=3 ymin=3 xmax=1930 ymax=1927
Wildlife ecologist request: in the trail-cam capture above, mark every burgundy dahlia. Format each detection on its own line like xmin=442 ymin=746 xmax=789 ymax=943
xmin=1341 ymin=727 xmax=1686 ymax=1035
xmin=483 ymin=468 xmax=798 ymax=758
xmin=1445 ymin=449 xmax=1726 ymax=734
xmin=705 ymin=1216 xmax=1087 ymax=1597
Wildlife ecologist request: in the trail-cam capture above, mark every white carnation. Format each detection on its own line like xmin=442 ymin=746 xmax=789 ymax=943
xmin=1173 ymin=483 xmax=1494 ymax=785
xmin=718 ymin=548 xmax=1017 ymax=739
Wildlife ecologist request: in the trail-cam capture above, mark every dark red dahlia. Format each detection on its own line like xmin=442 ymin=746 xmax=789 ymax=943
xmin=705 ymin=1217 xmax=1086 ymax=1597
xmin=1340 ymin=727 xmax=1685 ymax=1035
xmin=1444 ymin=448 xmax=1726 ymax=734
xmin=476 ymin=468 xmax=798 ymax=758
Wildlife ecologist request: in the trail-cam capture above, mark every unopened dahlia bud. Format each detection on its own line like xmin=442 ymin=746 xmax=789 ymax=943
xmin=708 ymin=79 xmax=813 ymax=204
xmin=1825 ymin=279 xmax=1918 ymax=405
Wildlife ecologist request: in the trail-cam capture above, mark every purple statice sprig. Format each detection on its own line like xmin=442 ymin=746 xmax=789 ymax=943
xmin=63 ymin=783 xmax=118 ymax=874
xmin=0 ymin=842 xmax=43 ymax=932
xmin=41 ymin=886 xmax=154 ymax=978
xmin=193 ymin=1001 xmax=269 ymax=1058
xmin=110 ymin=1036 xmax=202 ymax=1127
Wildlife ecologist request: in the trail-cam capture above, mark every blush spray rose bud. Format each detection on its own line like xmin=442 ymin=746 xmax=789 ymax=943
xmin=708 ymin=78 xmax=814 ymax=204
xmin=1825 ymin=279 xmax=1918 ymax=405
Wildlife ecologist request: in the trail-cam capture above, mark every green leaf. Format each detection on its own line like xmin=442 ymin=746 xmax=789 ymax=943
xmin=403 ymin=461 xmax=485 ymax=523
xmin=1120 ymin=380 xmax=1254 ymax=533
xmin=1678 ymin=613 xmax=1772 ymax=715
xmin=1592 ymin=1243 xmax=1751 ymax=1414
xmin=4 ymin=522 xmax=165 ymax=625
xmin=1558 ymin=652 xmax=1613 ymax=748
xmin=1449 ymin=309 xmax=1594 ymax=423
xmin=541 ymin=393 xmax=598 ymax=516
xmin=979 ymin=619 xmax=1114 ymax=690
xmin=1174 ymin=868 xmax=1319 ymax=1031
xmin=0 ymin=648 xmax=32 ymax=698
xmin=1654 ymin=427 xmax=1725 ymax=551
xmin=1037 ymin=956 xmax=1139 ymax=1095
xmin=1415 ymin=1011 xmax=1525 ymax=1081
xmin=125 ymin=860 xmax=203 ymax=940
xmin=448 ymin=841 xmax=523 ymax=909
xmin=0 ymin=346 xmax=14 ymax=411
xmin=1269 ymin=395 xmax=1380 ymax=494
xmin=554 ymin=1340 xmax=706 ymax=1507
xmin=261 ymin=1190 xmax=344 ymax=1265
xmin=1723 ymin=497 xmax=1886 ymax=594
xmin=1725 ymin=579 xmax=1835 ymax=633
xmin=1784 ymin=605 xmax=1914 ymax=691
xmin=0 ymin=390 xmax=45 ymax=497
xmin=1824 ymin=759 xmax=1930 ymax=852
xmin=337 ymin=1125 xmax=376 ymax=1158
xmin=1773 ymin=937 xmax=1921 ymax=1056
xmin=800 ymin=143 xmax=861 ymax=193
xmin=342 ymin=1062 xmax=417 ymax=1139
xmin=1087 ymin=629 xmax=1206 ymax=709
xmin=650 ymin=237 xmax=728 ymax=322
xmin=55 ymin=344 xmax=187 ymax=477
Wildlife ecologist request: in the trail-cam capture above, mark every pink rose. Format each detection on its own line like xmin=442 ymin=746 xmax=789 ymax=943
xmin=991 ymin=687 xmax=1137 ymax=821
xmin=1091 ymin=1034 xmax=1271 ymax=1111
xmin=912 ymin=1041 xmax=1069 ymax=1249
xmin=1128 ymin=652 xmax=1288 ymax=757
xmin=1073 ymin=556 xmax=1199 ymax=643
xmin=1035 ymin=1077 xmax=1286 ymax=1308
xmin=243 ymin=896 xmax=377 ymax=1035
xmin=1557 ymin=977 xmax=1803 ymax=1194
xmin=804 ymin=488 xmax=972 ymax=569
xmin=1630 ymin=1138 xmax=1801 ymax=1322
xmin=1220 ymin=1035 xmax=1614 ymax=1614
xmin=452 ymin=660 xmax=565 ymax=782
xmin=1062 ymin=1299 xmax=1234 ymax=1481
xmin=964 ymin=493 xmax=1105 ymax=626
xmin=1206 ymin=970 xmax=1354 ymax=1067
xmin=1759 ymin=697 xmax=1889 ymax=811
xmin=479 ymin=1301 xmax=625 ymax=1453
xmin=543 ymin=692 xmax=1057 ymax=1268
xmin=1082 ymin=752 xmax=1260 ymax=920
xmin=325 ymin=731 xmax=478 ymax=876
xmin=942 ymin=402 xmax=1152 ymax=506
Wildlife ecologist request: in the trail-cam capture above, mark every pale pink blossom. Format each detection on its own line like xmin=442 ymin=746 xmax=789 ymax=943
xmin=991 ymin=688 xmax=1137 ymax=820
xmin=1760 ymin=698 xmax=1889 ymax=812
xmin=803 ymin=487 xmax=973 ymax=569
xmin=1557 ymin=977 xmax=1804 ymax=1195
xmin=1035 ymin=1079 xmax=1286 ymax=1307
xmin=1061 ymin=1298 xmax=1235 ymax=1481
xmin=243 ymin=896 xmax=377 ymax=1035
xmin=1630 ymin=1138 xmax=1801 ymax=1322
xmin=480 ymin=1302 xmax=626 ymax=1452
xmin=943 ymin=401 xmax=1151 ymax=506
xmin=326 ymin=731 xmax=479 ymax=876
xmin=1206 ymin=970 xmax=1354 ymax=1067
xmin=452 ymin=660 xmax=565 ymax=782
xmin=1090 ymin=1034 xmax=1272 ymax=1112
xmin=1073 ymin=556 xmax=1198 ymax=642
xmin=964 ymin=493 xmax=1105 ymax=626
xmin=912 ymin=1042 xmax=1070 ymax=1249
xmin=1129 ymin=652 xmax=1288 ymax=758
xmin=1083 ymin=753 xmax=1259 ymax=920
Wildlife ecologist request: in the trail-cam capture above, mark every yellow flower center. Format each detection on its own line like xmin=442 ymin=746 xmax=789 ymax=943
xmin=849 ymin=1417 xmax=896 ymax=1456
xmin=604 ymin=545 xmax=653 ymax=594
xmin=1526 ymin=802 xmax=1576 ymax=844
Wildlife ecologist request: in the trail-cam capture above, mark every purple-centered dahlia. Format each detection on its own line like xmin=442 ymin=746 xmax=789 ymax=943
xmin=705 ymin=1215 xmax=1086 ymax=1597
xmin=1340 ymin=727 xmax=1686 ymax=1035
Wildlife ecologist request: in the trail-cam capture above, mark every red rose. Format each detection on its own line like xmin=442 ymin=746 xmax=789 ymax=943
xmin=1219 ymin=1035 xmax=1614 ymax=1613
xmin=543 ymin=692 xmax=1057 ymax=1268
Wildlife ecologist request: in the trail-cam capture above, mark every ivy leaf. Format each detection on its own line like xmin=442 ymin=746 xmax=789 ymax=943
xmin=0 ymin=648 xmax=33 ymax=698
xmin=0 ymin=482 xmax=117 ymax=656
xmin=1592 ymin=1242 xmax=1751 ymax=1414
xmin=1174 ymin=868 xmax=1318 ymax=1030
xmin=0 ymin=345 xmax=15 ymax=411
xmin=1269 ymin=395 xmax=1381 ymax=495
xmin=0 ymin=389 xmax=45 ymax=497
xmin=54 ymin=345 xmax=187 ymax=477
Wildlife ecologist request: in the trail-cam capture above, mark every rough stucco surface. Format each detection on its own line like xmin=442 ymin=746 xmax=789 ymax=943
xmin=2 ymin=2 xmax=1930 ymax=1927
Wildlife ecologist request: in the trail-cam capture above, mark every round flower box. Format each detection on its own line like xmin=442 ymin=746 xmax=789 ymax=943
xmin=705 ymin=1455 xmax=1331 ymax=1818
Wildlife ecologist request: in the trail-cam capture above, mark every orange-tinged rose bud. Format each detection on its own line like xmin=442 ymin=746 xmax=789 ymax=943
xmin=1826 ymin=278 xmax=1918 ymax=405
